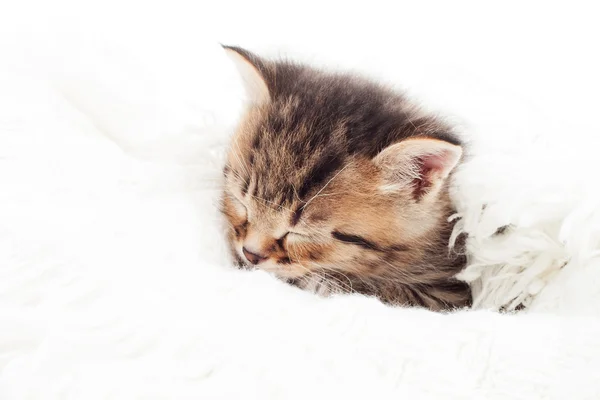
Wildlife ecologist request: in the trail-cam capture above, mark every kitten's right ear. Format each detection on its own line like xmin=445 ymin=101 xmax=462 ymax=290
xmin=222 ymin=45 xmax=270 ymax=105
xmin=373 ymin=137 xmax=462 ymax=201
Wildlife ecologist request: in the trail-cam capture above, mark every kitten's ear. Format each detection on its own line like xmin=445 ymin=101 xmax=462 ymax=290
xmin=222 ymin=45 xmax=270 ymax=105
xmin=373 ymin=138 xmax=462 ymax=201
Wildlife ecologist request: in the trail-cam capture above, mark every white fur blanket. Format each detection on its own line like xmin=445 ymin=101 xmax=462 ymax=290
xmin=2 ymin=2 xmax=600 ymax=398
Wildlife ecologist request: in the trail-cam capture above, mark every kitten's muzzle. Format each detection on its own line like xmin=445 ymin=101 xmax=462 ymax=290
xmin=242 ymin=247 xmax=267 ymax=265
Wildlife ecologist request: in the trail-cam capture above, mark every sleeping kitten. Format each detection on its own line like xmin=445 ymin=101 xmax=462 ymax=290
xmin=220 ymin=45 xmax=471 ymax=311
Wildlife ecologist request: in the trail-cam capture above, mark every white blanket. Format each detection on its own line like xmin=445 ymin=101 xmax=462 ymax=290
xmin=2 ymin=1 xmax=600 ymax=398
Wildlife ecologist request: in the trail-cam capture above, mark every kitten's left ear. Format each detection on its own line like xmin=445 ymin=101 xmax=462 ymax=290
xmin=222 ymin=45 xmax=270 ymax=105
xmin=373 ymin=138 xmax=462 ymax=201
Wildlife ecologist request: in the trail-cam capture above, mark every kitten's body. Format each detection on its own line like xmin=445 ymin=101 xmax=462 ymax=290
xmin=221 ymin=46 xmax=471 ymax=311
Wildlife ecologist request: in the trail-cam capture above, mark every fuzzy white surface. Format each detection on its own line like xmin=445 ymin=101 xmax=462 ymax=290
xmin=2 ymin=1 xmax=600 ymax=398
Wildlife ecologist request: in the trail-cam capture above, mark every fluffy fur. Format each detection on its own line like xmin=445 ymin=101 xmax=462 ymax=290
xmin=221 ymin=46 xmax=470 ymax=310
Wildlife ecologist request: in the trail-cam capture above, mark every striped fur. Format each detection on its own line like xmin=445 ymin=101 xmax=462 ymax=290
xmin=220 ymin=46 xmax=471 ymax=311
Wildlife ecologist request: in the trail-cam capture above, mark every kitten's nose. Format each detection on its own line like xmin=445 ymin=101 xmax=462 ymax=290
xmin=242 ymin=247 xmax=267 ymax=265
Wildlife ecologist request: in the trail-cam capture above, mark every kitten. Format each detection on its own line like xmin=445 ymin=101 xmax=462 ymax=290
xmin=220 ymin=45 xmax=471 ymax=311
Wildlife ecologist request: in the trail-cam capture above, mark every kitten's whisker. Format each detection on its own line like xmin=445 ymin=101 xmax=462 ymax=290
xmin=230 ymin=148 xmax=249 ymax=180
xmin=305 ymin=192 xmax=343 ymax=202
xmin=230 ymin=133 xmax=251 ymax=176
xmin=226 ymin=176 xmax=294 ymax=214
xmin=306 ymin=270 xmax=347 ymax=295
xmin=291 ymin=183 xmax=303 ymax=203
xmin=286 ymin=248 xmax=346 ymax=294
xmin=377 ymin=258 xmax=430 ymax=284
xmin=245 ymin=192 xmax=293 ymax=212
xmin=291 ymin=252 xmax=353 ymax=294
xmin=298 ymin=273 xmax=325 ymax=293
xmin=228 ymin=168 xmax=251 ymax=189
xmin=312 ymin=266 xmax=356 ymax=294
xmin=227 ymin=168 xmax=293 ymax=213
xmin=319 ymin=274 xmax=353 ymax=294
xmin=326 ymin=267 xmax=370 ymax=292
xmin=302 ymin=164 xmax=350 ymax=209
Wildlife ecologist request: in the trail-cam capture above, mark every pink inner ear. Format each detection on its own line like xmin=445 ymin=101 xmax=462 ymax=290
xmin=421 ymin=151 xmax=450 ymax=172
xmin=413 ymin=151 xmax=451 ymax=199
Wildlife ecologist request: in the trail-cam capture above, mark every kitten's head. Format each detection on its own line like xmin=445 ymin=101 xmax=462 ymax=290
xmin=220 ymin=46 xmax=469 ymax=308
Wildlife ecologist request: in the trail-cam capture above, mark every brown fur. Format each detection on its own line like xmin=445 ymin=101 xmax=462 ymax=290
xmin=220 ymin=46 xmax=471 ymax=311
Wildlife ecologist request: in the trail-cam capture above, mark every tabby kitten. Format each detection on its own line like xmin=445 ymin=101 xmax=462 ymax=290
xmin=220 ymin=45 xmax=471 ymax=311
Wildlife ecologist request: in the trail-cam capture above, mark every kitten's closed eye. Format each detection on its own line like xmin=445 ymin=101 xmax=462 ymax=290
xmin=290 ymin=207 xmax=304 ymax=226
xmin=234 ymin=221 xmax=248 ymax=237
xmin=331 ymin=231 xmax=380 ymax=251
xmin=283 ymin=231 xmax=312 ymax=246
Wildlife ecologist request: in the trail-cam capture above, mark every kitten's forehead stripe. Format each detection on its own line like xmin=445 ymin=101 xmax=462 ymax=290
xmin=290 ymin=207 xmax=304 ymax=226
xmin=297 ymin=154 xmax=344 ymax=200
